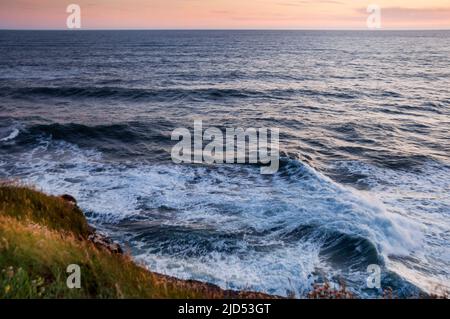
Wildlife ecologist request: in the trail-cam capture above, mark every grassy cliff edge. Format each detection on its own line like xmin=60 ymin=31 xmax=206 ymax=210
xmin=0 ymin=184 xmax=274 ymax=299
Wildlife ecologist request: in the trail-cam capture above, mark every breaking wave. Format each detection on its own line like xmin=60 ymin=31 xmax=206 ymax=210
xmin=0 ymin=137 xmax=426 ymax=297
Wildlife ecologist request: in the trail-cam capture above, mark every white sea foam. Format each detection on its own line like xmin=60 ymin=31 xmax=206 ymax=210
xmin=334 ymin=160 xmax=450 ymax=293
xmin=134 ymin=242 xmax=320 ymax=296
xmin=4 ymin=138 xmax=439 ymax=296
xmin=0 ymin=128 xmax=19 ymax=142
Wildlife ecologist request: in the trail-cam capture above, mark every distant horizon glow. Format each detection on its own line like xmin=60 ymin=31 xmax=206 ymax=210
xmin=1 ymin=0 xmax=449 ymax=30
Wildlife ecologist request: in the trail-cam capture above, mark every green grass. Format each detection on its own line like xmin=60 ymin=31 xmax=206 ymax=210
xmin=0 ymin=185 xmax=271 ymax=299
xmin=0 ymin=184 xmax=90 ymax=238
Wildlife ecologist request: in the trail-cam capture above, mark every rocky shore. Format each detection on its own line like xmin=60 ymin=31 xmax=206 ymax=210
xmin=0 ymin=184 xmax=277 ymax=299
xmin=59 ymin=192 xmax=282 ymax=298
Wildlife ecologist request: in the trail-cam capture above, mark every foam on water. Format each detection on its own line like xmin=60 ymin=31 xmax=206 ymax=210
xmin=134 ymin=241 xmax=321 ymax=296
xmin=0 ymin=127 xmax=19 ymax=142
xmin=334 ymin=160 xmax=450 ymax=293
xmin=0 ymin=137 xmax=429 ymax=296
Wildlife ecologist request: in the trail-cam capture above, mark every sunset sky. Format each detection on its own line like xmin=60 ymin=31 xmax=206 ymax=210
xmin=1 ymin=0 xmax=449 ymax=30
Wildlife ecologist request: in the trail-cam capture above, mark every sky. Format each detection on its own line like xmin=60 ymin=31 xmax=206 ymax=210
xmin=0 ymin=0 xmax=449 ymax=30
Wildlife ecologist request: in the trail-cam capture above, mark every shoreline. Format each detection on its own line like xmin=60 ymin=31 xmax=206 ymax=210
xmin=2 ymin=184 xmax=443 ymax=299
xmin=0 ymin=184 xmax=279 ymax=299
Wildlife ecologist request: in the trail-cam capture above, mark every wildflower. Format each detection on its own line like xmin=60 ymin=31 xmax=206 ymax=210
xmin=5 ymin=285 xmax=11 ymax=293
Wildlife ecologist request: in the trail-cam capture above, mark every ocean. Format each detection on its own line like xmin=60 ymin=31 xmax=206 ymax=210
xmin=0 ymin=30 xmax=449 ymax=298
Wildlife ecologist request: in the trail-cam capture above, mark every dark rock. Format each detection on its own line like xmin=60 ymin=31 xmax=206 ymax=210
xmin=87 ymin=225 xmax=97 ymax=234
xmin=88 ymin=232 xmax=123 ymax=254
xmin=60 ymin=194 xmax=77 ymax=205
xmin=58 ymin=194 xmax=122 ymax=254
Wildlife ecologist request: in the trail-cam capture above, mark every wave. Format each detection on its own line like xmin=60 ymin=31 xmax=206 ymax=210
xmin=332 ymin=160 xmax=450 ymax=293
xmin=8 ymin=122 xmax=174 ymax=163
xmin=0 ymin=137 xmax=426 ymax=296
xmin=0 ymin=128 xmax=19 ymax=142
xmin=27 ymin=122 xmax=159 ymax=143
xmin=0 ymin=86 xmax=273 ymax=101
xmin=0 ymin=86 xmax=360 ymax=102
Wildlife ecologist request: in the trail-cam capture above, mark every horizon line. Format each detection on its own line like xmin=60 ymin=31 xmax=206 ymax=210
xmin=1 ymin=28 xmax=450 ymax=31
